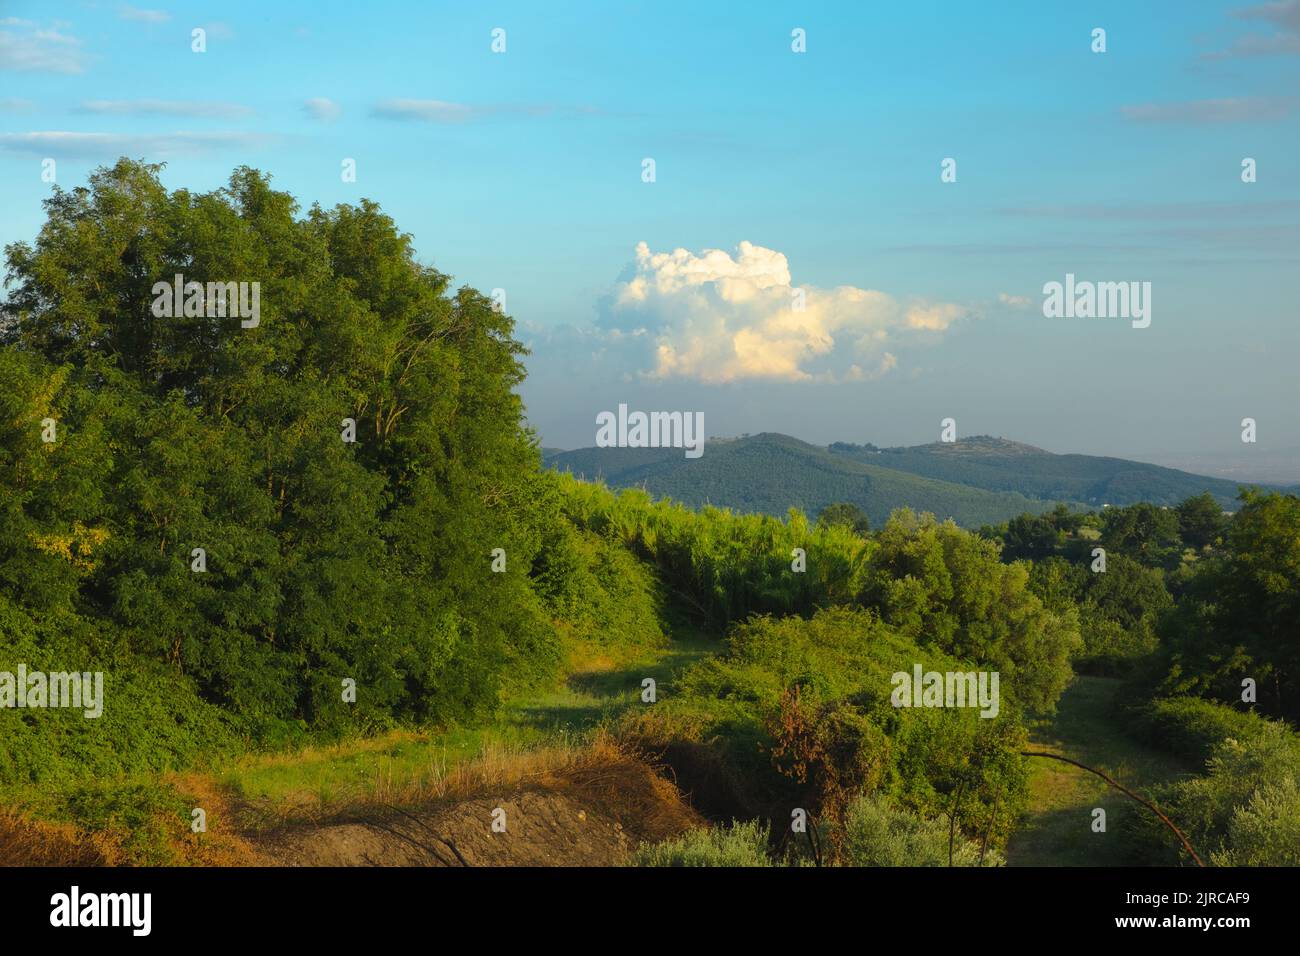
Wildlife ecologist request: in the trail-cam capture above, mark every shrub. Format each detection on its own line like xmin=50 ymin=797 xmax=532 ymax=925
xmin=1212 ymin=776 xmax=1300 ymax=866
xmin=630 ymin=821 xmax=773 ymax=867
xmin=1128 ymin=697 xmax=1273 ymax=766
xmin=1128 ymin=722 xmax=1300 ymax=866
xmin=619 ymin=606 xmax=1029 ymax=850
xmin=840 ymin=793 xmax=1002 ymax=867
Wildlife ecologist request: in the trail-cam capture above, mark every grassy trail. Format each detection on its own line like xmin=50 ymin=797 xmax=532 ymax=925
xmin=1006 ymin=675 xmax=1192 ymax=866
xmin=219 ymin=631 xmax=714 ymax=820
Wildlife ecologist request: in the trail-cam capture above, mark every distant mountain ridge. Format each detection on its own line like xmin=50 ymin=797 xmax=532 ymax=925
xmin=544 ymin=432 xmax=1271 ymax=528
xmin=829 ymin=435 xmax=1254 ymax=509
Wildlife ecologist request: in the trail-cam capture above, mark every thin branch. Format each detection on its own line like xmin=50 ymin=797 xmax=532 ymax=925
xmin=1020 ymin=750 xmax=1204 ymax=867
xmin=805 ymin=813 xmax=822 ymax=868
xmin=979 ymin=793 xmax=999 ymax=866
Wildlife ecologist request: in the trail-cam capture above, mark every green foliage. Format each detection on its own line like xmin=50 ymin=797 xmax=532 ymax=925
xmin=529 ymin=498 xmax=667 ymax=652
xmin=1002 ymin=513 xmax=1062 ymax=561
xmin=1130 ymin=720 xmax=1300 ymax=866
xmin=629 ymin=820 xmax=774 ymax=867
xmin=861 ymin=510 xmax=1080 ymax=712
xmin=56 ymin=780 xmax=192 ymax=865
xmin=839 ymin=792 xmax=1002 ymax=866
xmin=817 ymin=502 xmax=870 ymax=535
xmin=557 ymin=474 xmax=871 ymax=630
xmin=1128 ymin=697 xmax=1275 ymax=766
xmin=0 ymin=597 xmax=244 ymax=792
xmin=621 ymin=606 xmax=1031 ymax=853
xmin=1076 ymin=555 xmax=1170 ymax=673
xmin=0 ymin=159 xmax=599 ymax=767
xmin=1156 ymin=490 xmax=1300 ymax=720
xmin=1176 ymin=492 xmax=1226 ymax=550
xmin=1025 ymin=555 xmax=1089 ymax=612
xmin=1026 ymin=545 xmax=1172 ymax=676
xmin=1100 ymin=503 xmax=1182 ymax=568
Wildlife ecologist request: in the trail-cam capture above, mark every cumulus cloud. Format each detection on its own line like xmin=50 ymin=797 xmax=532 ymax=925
xmin=598 ymin=241 xmax=968 ymax=384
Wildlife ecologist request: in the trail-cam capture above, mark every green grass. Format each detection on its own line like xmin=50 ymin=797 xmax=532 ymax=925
xmin=1006 ymin=675 xmax=1193 ymax=866
xmin=217 ymin=631 xmax=715 ymax=816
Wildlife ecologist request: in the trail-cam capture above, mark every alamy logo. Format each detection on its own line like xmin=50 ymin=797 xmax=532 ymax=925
xmin=50 ymin=886 xmax=151 ymax=936
xmin=595 ymin=403 xmax=705 ymax=459
xmin=0 ymin=665 xmax=103 ymax=718
xmin=891 ymin=665 xmax=1000 ymax=718
xmin=151 ymin=274 xmax=261 ymax=328
xmin=1042 ymin=273 xmax=1150 ymax=329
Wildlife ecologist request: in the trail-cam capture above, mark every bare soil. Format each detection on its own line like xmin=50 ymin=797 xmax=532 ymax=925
xmin=257 ymin=749 xmax=704 ymax=867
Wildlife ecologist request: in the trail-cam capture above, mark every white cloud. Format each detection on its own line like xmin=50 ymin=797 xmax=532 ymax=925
xmin=599 ymin=241 xmax=969 ymax=384
xmin=1121 ymin=97 xmax=1298 ymax=123
xmin=1203 ymin=1 xmax=1300 ymax=58
xmin=372 ymin=99 xmax=473 ymax=122
xmin=79 ymin=99 xmax=252 ymax=119
xmin=118 ymin=5 xmax=171 ymax=23
xmin=371 ymin=98 xmax=600 ymax=123
xmin=998 ymin=292 xmax=1031 ymax=307
xmin=304 ymin=97 xmax=341 ymax=122
xmin=0 ymin=130 xmax=274 ymax=158
xmin=0 ymin=19 xmax=85 ymax=73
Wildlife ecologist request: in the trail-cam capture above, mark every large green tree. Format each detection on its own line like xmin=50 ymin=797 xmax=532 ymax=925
xmin=1159 ymin=491 xmax=1300 ymax=720
xmin=1 ymin=159 xmax=557 ymax=732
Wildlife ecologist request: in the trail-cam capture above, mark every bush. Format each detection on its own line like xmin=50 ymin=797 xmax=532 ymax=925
xmin=630 ymin=821 xmax=773 ymax=867
xmin=840 ymin=793 xmax=1002 ymax=867
xmin=619 ymin=606 xmax=1030 ymax=850
xmin=1076 ymin=616 xmax=1158 ymax=676
xmin=1128 ymin=722 xmax=1300 ymax=866
xmin=0 ymin=598 xmax=244 ymax=793
xmin=1128 ymin=697 xmax=1273 ymax=766
xmin=1212 ymin=776 xmax=1300 ymax=866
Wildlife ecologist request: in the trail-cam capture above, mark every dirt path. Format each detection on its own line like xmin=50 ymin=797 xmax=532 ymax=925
xmin=1006 ymin=675 xmax=1192 ymax=866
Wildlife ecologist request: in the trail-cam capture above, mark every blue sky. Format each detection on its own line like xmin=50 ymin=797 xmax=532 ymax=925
xmin=2 ymin=1 xmax=1298 ymax=478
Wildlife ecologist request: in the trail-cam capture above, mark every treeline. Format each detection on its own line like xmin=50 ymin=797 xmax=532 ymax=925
xmin=981 ymin=493 xmax=1300 ymax=723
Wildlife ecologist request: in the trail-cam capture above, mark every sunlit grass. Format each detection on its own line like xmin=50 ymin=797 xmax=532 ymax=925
xmin=1007 ymin=675 xmax=1193 ymax=866
xmin=216 ymin=631 xmax=715 ymax=824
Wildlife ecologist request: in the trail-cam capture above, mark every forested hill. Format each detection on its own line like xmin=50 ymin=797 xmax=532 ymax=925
xmin=545 ymin=433 xmax=1069 ymax=528
xmin=829 ymin=436 xmax=1259 ymax=509
xmin=544 ymin=432 xmax=1267 ymax=526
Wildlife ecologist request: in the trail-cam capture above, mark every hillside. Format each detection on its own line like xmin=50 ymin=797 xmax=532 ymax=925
xmin=544 ymin=433 xmax=1067 ymax=527
xmin=829 ymin=436 xmax=1257 ymax=508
